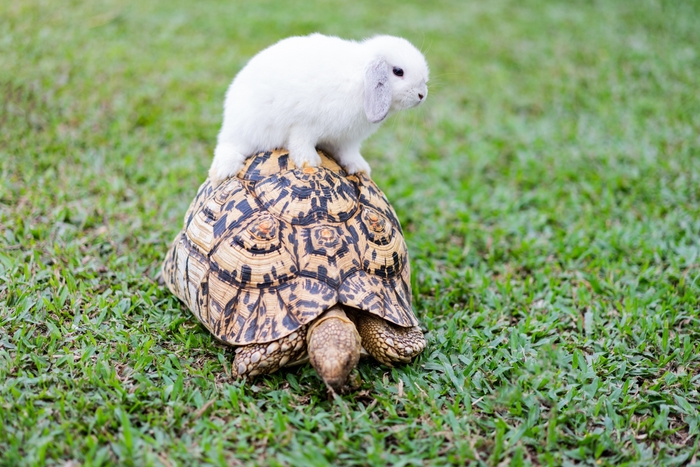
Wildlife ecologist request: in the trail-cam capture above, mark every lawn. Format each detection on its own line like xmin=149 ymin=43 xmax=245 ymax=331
xmin=1 ymin=0 xmax=699 ymax=465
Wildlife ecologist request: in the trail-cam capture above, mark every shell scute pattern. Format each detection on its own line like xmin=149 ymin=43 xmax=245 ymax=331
xmin=185 ymin=177 xmax=258 ymax=255
xmin=297 ymin=224 xmax=361 ymax=289
xmin=360 ymin=207 xmax=391 ymax=245
xmin=165 ymin=233 xmax=212 ymax=327
xmin=184 ymin=180 xmax=215 ymax=229
xmin=347 ymin=206 xmax=406 ymax=280
xmin=338 ymin=268 xmax=416 ymax=326
xmin=255 ymin=167 xmax=359 ymax=226
xmin=162 ymin=149 xmax=418 ymax=346
xmin=355 ymin=175 xmax=403 ymax=234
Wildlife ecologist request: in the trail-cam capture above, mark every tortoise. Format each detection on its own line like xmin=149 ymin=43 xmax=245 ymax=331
xmin=161 ymin=149 xmax=425 ymax=391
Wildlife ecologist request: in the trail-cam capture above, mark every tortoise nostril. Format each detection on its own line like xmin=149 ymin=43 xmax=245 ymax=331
xmin=418 ymin=93 xmax=424 ymax=100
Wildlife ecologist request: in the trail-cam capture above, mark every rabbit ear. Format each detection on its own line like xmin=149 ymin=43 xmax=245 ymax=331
xmin=364 ymin=59 xmax=391 ymax=123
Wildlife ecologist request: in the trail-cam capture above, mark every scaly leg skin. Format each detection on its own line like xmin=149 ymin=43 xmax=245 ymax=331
xmin=209 ymin=142 xmax=247 ymax=185
xmin=232 ymin=327 xmax=307 ymax=378
xmin=288 ymin=130 xmax=322 ymax=169
xmin=307 ymin=306 xmax=362 ymax=393
xmin=354 ymin=314 xmax=426 ymax=366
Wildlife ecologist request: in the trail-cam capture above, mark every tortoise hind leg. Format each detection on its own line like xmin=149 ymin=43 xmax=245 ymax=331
xmin=232 ymin=328 xmax=307 ymax=378
xmin=353 ymin=313 xmax=426 ymax=366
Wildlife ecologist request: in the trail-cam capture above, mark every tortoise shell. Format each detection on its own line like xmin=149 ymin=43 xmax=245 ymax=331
xmin=162 ymin=149 xmax=417 ymax=345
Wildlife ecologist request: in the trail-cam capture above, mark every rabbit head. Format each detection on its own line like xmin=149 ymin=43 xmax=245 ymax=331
xmin=362 ymin=35 xmax=430 ymax=123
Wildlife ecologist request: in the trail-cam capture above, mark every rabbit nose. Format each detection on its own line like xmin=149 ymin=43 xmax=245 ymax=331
xmin=418 ymin=93 xmax=424 ymax=100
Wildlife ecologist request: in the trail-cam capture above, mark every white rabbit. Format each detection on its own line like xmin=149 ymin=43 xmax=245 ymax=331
xmin=209 ymin=33 xmax=429 ymax=183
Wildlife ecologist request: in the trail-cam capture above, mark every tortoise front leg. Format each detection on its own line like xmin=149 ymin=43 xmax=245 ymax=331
xmin=353 ymin=313 xmax=426 ymax=366
xmin=232 ymin=327 xmax=307 ymax=377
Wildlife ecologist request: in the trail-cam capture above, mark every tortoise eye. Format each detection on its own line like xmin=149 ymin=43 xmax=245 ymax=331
xmin=392 ymin=67 xmax=404 ymax=77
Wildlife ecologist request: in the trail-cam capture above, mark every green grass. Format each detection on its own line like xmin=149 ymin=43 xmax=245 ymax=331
xmin=2 ymin=0 xmax=700 ymax=465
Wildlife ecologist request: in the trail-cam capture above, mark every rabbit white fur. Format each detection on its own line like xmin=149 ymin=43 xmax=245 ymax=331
xmin=209 ymin=33 xmax=429 ymax=182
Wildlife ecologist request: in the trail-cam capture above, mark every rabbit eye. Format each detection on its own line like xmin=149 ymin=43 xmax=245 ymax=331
xmin=392 ymin=67 xmax=404 ymax=77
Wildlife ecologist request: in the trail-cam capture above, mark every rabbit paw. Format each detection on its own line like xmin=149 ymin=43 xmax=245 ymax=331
xmin=209 ymin=143 xmax=246 ymax=184
xmin=342 ymin=157 xmax=372 ymax=176
xmin=290 ymin=147 xmax=322 ymax=169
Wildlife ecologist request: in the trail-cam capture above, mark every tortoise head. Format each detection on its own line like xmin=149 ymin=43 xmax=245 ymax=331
xmin=306 ymin=306 xmax=362 ymax=392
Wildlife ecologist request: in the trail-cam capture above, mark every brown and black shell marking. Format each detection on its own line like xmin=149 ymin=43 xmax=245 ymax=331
xmin=162 ymin=149 xmax=417 ymax=346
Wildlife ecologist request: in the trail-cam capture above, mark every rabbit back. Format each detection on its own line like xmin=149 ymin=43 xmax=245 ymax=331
xmin=218 ymin=35 xmax=379 ymax=154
